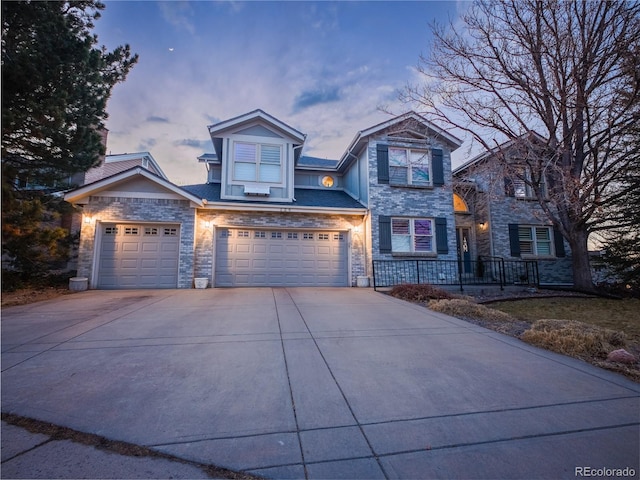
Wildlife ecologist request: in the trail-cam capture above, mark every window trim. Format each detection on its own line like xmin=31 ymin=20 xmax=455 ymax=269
xmin=517 ymin=225 xmax=554 ymax=257
xmin=390 ymin=217 xmax=436 ymax=254
xmin=388 ymin=147 xmax=432 ymax=187
xmin=232 ymin=141 xmax=283 ymax=184
xmin=508 ymin=165 xmax=547 ymax=199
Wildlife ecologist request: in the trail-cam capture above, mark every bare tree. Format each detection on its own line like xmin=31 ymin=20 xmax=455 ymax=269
xmin=404 ymin=0 xmax=640 ymax=291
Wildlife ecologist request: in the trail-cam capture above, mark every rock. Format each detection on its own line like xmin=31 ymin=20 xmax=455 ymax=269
xmin=606 ymin=349 xmax=637 ymax=364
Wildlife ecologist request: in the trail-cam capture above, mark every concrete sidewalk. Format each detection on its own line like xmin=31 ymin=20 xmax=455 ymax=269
xmin=2 ymin=288 xmax=639 ymax=479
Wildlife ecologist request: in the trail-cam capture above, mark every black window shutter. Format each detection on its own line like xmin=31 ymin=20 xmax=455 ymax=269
xmin=435 ymin=217 xmax=448 ymax=254
xmin=379 ymin=215 xmax=392 ymax=253
xmin=553 ymin=228 xmax=566 ymax=257
xmin=432 ymin=149 xmax=444 ymax=186
xmin=377 ymin=144 xmax=389 ymax=184
xmin=504 ymin=177 xmax=515 ymax=197
xmin=508 ymin=224 xmax=521 ymax=256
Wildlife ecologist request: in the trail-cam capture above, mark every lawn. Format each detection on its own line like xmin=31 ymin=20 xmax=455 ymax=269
xmin=488 ymin=297 xmax=640 ymax=343
xmin=390 ymin=285 xmax=640 ymax=382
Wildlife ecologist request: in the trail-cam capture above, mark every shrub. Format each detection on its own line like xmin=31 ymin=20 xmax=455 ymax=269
xmin=389 ymin=283 xmax=454 ymax=302
xmin=521 ymin=319 xmax=627 ymax=360
xmin=428 ymin=298 xmax=515 ymax=323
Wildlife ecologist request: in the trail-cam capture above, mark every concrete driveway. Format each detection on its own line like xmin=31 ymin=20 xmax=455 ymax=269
xmin=2 ymin=288 xmax=639 ymax=479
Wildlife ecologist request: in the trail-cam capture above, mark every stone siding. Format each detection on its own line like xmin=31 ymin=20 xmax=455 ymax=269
xmin=78 ymin=196 xmax=195 ymax=288
xmin=368 ymin=137 xmax=458 ymax=263
xmin=487 ymin=195 xmax=573 ymax=285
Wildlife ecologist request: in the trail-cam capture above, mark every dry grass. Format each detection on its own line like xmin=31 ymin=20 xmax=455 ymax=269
xmin=428 ymin=298 xmax=514 ymax=322
xmin=389 ymin=283 xmax=454 ymax=302
xmin=488 ymin=297 xmax=640 ymax=343
xmin=521 ymin=319 xmax=627 ymax=361
xmin=1 ymin=286 xmax=74 ymax=307
xmin=422 ymin=292 xmax=639 ymax=382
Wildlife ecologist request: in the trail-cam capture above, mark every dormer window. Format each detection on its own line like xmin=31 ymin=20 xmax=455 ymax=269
xmin=233 ymin=142 xmax=282 ymax=183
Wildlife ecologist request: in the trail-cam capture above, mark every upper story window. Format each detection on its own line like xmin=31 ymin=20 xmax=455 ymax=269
xmin=389 ymin=147 xmax=431 ymax=186
xmin=505 ymin=166 xmax=547 ymax=199
xmin=233 ymin=142 xmax=282 ymax=183
xmin=377 ymin=144 xmax=444 ymax=187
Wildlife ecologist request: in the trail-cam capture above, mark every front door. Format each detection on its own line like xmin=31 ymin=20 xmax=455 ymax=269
xmin=456 ymin=227 xmax=472 ymax=274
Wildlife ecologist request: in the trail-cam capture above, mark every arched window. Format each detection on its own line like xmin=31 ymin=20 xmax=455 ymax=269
xmin=453 ymin=193 xmax=469 ymax=213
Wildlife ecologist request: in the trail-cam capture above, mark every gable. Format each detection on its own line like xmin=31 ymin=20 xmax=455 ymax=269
xmin=64 ymin=168 xmax=203 ymax=206
xmin=235 ymin=124 xmax=283 ymax=138
xmin=99 ymin=176 xmax=182 ymax=196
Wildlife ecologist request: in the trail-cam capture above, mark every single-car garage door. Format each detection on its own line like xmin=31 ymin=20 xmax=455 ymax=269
xmin=215 ymin=228 xmax=348 ymax=287
xmin=97 ymin=223 xmax=180 ymax=289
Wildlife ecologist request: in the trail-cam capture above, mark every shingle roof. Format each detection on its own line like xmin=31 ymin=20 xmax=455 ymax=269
xmin=298 ymin=155 xmax=339 ymax=168
xmin=181 ymin=183 xmax=365 ymax=209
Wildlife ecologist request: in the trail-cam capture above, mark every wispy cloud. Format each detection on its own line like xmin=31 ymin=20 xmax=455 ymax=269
xmin=146 ymin=116 xmax=170 ymax=123
xmin=173 ymin=138 xmax=211 ymax=150
xmin=158 ymin=2 xmax=195 ymax=34
xmin=293 ymin=86 xmax=341 ymax=112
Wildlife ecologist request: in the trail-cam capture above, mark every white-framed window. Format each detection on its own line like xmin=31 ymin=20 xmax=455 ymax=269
xmin=510 ymin=166 xmax=547 ymax=199
xmin=391 ymin=218 xmax=435 ymax=253
xmin=389 ymin=147 xmax=431 ymax=186
xmin=518 ymin=226 xmax=553 ymax=256
xmin=233 ymin=142 xmax=282 ymax=183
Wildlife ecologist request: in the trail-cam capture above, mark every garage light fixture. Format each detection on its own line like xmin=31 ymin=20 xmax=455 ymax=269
xmin=84 ymin=216 xmax=94 ymax=224
xmin=204 ymin=220 xmax=212 ymax=229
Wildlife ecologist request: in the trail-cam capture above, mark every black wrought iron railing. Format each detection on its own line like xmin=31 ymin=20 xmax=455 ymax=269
xmin=372 ymin=256 xmax=539 ymax=291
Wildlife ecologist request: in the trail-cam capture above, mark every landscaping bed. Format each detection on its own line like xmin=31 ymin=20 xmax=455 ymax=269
xmin=389 ymin=284 xmax=640 ymax=382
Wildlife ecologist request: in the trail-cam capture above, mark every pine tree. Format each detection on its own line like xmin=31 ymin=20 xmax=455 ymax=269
xmin=1 ymin=1 xmax=138 ymax=284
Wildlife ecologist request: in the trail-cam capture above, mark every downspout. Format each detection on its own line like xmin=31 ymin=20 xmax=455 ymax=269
xmin=346 ymin=149 xmax=370 ymax=281
xmin=292 ymin=144 xmax=305 ymax=201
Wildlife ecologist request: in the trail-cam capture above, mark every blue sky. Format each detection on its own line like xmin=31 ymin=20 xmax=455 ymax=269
xmin=95 ymin=1 xmax=469 ymax=185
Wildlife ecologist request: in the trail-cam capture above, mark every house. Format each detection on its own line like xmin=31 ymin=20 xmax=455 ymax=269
xmin=452 ymin=135 xmax=573 ymax=286
xmin=63 ymin=109 xmax=572 ymax=289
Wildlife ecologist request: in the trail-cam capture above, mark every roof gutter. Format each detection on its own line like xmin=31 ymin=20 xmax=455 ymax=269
xmin=198 ymin=202 xmax=368 ymax=216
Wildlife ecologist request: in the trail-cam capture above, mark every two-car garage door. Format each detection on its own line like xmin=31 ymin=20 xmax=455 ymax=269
xmin=215 ymin=228 xmax=348 ymax=287
xmin=95 ymin=223 xmax=348 ymax=288
xmin=97 ymin=223 xmax=180 ymax=289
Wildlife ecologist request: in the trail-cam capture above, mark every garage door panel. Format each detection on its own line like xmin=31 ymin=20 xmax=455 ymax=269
xmin=269 ymin=245 xmax=284 ymax=254
xmin=236 ymin=244 xmax=250 ymax=253
xmin=142 ymin=243 xmax=159 ymax=252
xmin=121 ymin=259 xmax=139 ymax=269
xmin=98 ymin=223 xmax=179 ymax=289
xmin=161 ymin=243 xmax=178 ymax=253
xmin=102 ymin=242 xmax=119 ymax=253
xmin=215 ymin=228 xmax=347 ymax=287
xmin=122 ymin=242 xmax=140 ymax=252
xmin=253 ymin=244 xmax=267 ymax=254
